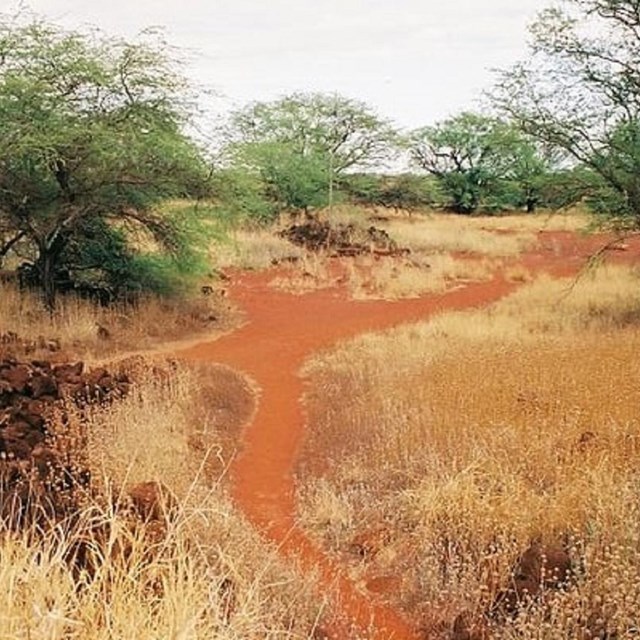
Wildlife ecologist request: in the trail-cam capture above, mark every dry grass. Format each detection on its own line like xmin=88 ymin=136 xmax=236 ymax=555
xmin=322 ymin=205 xmax=588 ymax=255
xmin=266 ymin=253 xmax=494 ymax=300
xmin=346 ymin=254 xmax=495 ymax=299
xmin=385 ymin=215 xmax=536 ymax=257
xmin=461 ymin=208 xmax=589 ymax=233
xmin=210 ymin=228 xmax=304 ymax=271
xmin=242 ymin=206 xmax=588 ymax=300
xmin=0 ymin=500 xmax=323 ymax=640
xmin=0 ymin=283 xmax=235 ymax=360
xmin=82 ymin=359 xmax=256 ymax=490
xmin=0 ymin=361 xmax=323 ymax=639
xmin=297 ymin=264 xmax=640 ymax=637
xmin=320 ymin=205 xmax=554 ymax=256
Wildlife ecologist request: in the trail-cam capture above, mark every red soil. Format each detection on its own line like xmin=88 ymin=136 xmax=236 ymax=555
xmin=177 ymin=231 xmax=640 ymax=639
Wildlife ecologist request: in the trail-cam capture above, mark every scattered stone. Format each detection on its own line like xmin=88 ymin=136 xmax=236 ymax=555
xmin=489 ymin=540 xmax=573 ymax=618
xmin=128 ymin=481 xmax=176 ymax=524
xmin=0 ymin=332 xmax=61 ymax=356
xmin=349 ymin=526 xmax=392 ymax=559
xmin=278 ymin=217 xmax=408 ymax=257
xmin=1 ymin=364 xmax=31 ymax=393
xmin=451 ymin=611 xmax=488 ymax=640
xmin=96 ymin=324 xmax=111 ymax=341
xmin=0 ymin=356 xmax=131 ymax=527
xmin=576 ymin=430 xmax=597 ymax=453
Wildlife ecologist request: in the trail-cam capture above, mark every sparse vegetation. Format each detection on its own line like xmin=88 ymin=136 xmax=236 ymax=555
xmin=0 ymin=361 xmax=323 ymax=639
xmin=297 ymin=264 xmax=640 ymax=637
xmin=3 ymin=1 xmax=640 ymax=637
xmin=0 ymin=280 xmax=236 ymax=359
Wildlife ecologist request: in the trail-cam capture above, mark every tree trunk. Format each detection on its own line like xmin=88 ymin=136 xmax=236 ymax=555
xmin=526 ymin=198 xmax=537 ymax=214
xmin=36 ymin=230 xmax=68 ymax=312
xmin=39 ymin=249 xmax=57 ymax=312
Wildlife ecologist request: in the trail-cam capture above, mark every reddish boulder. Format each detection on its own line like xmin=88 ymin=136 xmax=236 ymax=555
xmin=13 ymin=405 xmax=46 ymax=431
xmin=53 ymin=362 xmax=84 ymax=382
xmin=29 ymin=373 xmax=58 ymax=399
xmin=1 ymin=364 xmax=31 ymax=393
xmin=128 ymin=481 xmax=176 ymax=524
xmin=489 ymin=541 xmax=573 ymax=618
xmin=451 ymin=612 xmax=489 ymax=640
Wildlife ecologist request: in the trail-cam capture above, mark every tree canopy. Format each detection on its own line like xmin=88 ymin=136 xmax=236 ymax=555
xmin=227 ymin=92 xmax=397 ymax=172
xmin=409 ymin=112 xmax=554 ymax=214
xmin=0 ymin=14 xmax=210 ymax=308
xmin=222 ymin=92 xmax=398 ymax=216
xmin=492 ymin=0 xmax=640 ymax=226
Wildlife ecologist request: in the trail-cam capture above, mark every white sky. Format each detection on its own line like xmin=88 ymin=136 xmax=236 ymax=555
xmin=11 ymin=0 xmax=552 ymax=130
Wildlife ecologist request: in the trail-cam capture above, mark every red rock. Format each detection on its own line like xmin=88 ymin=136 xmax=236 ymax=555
xmin=349 ymin=526 xmax=392 ymax=558
xmin=489 ymin=541 xmax=573 ymax=618
xmin=1 ymin=365 xmax=30 ymax=393
xmin=29 ymin=374 xmax=58 ymax=399
xmin=86 ymin=368 xmax=108 ymax=386
xmin=452 ymin=612 xmax=489 ymax=640
xmin=128 ymin=481 xmax=176 ymax=523
xmin=2 ymin=437 xmax=33 ymax=459
xmin=576 ymin=430 xmax=597 ymax=453
xmin=53 ymin=362 xmax=84 ymax=382
xmin=30 ymin=445 xmax=58 ymax=475
xmin=13 ymin=406 xmax=45 ymax=431
xmin=517 ymin=541 xmax=572 ymax=589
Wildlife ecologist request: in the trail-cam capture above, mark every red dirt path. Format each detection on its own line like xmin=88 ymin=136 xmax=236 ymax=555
xmin=176 ymin=232 xmax=640 ymax=639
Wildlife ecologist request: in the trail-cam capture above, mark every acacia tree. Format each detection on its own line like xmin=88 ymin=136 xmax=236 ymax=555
xmin=0 ymin=15 xmax=209 ymax=308
xmin=499 ymin=134 xmax=560 ymax=213
xmin=235 ymin=141 xmax=330 ymax=216
xmin=339 ymin=173 xmax=437 ymax=213
xmin=225 ymin=92 xmax=398 ymax=215
xmin=409 ymin=113 xmax=514 ymax=213
xmin=410 ymin=113 xmax=556 ymax=214
xmin=492 ymin=0 xmax=640 ymax=226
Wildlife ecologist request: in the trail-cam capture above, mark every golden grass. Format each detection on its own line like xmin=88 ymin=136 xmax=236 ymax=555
xmin=385 ymin=215 xmax=536 ymax=257
xmin=266 ymin=253 xmax=494 ymax=300
xmin=0 ymin=501 xmax=323 ymax=639
xmin=0 ymin=283 xmax=235 ymax=359
xmin=462 ymin=208 xmax=589 ymax=232
xmin=322 ymin=205 xmax=588 ymax=255
xmin=297 ymin=264 xmax=640 ymax=636
xmin=346 ymin=254 xmax=495 ymax=299
xmin=210 ymin=228 xmax=304 ymax=271
xmin=0 ymin=362 xmax=323 ymax=639
xmin=81 ymin=360 xmax=255 ymax=492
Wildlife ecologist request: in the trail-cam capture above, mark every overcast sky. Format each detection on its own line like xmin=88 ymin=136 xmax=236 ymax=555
xmin=15 ymin=0 xmax=552 ymax=129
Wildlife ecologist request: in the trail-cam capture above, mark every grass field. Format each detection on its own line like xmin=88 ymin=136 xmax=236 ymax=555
xmin=2 ymin=207 xmax=638 ymax=639
xmin=1 ymin=360 xmax=323 ymax=640
xmin=0 ymin=282 xmax=236 ymax=359
xmin=297 ymin=263 xmax=640 ymax=637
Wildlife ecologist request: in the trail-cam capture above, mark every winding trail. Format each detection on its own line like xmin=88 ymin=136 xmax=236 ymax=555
xmin=176 ymin=233 xmax=637 ymax=639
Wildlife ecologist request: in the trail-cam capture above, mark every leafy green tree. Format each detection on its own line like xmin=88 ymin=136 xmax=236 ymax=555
xmin=492 ymin=132 xmax=563 ymax=213
xmin=224 ymin=92 xmax=398 ymax=215
xmin=534 ymin=166 xmax=600 ymax=211
xmin=410 ymin=113 xmax=517 ymax=214
xmin=492 ymin=0 xmax=640 ymax=227
xmin=237 ymin=142 xmax=330 ymax=216
xmin=339 ymin=173 xmax=437 ymax=213
xmin=209 ymin=168 xmax=275 ymax=224
xmin=0 ymin=14 xmax=210 ymax=308
xmin=410 ymin=113 xmax=556 ymax=214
